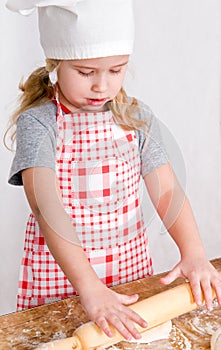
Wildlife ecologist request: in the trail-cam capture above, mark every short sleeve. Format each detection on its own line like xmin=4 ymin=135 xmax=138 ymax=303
xmin=136 ymin=102 xmax=169 ymax=178
xmin=8 ymin=110 xmax=57 ymax=186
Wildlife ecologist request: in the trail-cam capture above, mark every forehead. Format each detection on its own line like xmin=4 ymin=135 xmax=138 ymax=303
xmin=64 ymin=55 xmax=129 ymax=68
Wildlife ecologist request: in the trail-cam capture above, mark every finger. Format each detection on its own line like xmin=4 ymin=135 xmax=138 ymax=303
xmin=119 ymin=313 xmax=142 ymax=340
xmin=200 ymin=279 xmax=213 ymax=310
xmin=124 ymin=306 xmax=148 ymax=329
xmin=108 ymin=314 xmax=133 ymax=341
xmin=159 ymin=266 xmax=181 ymax=285
xmin=95 ymin=316 xmax=113 ymax=338
xmin=188 ymin=276 xmax=203 ymax=306
xmin=119 ymin=293 xmax=139 ymax=305
xmin=212 ymin=275 xmax=221 ymax=306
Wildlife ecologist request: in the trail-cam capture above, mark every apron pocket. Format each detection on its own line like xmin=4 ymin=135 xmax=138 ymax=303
xmin=85 ymin=246 xmax=120 ymax=287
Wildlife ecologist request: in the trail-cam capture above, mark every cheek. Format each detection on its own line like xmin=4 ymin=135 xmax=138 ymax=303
xmin=113 ymin=71 xmax=127 ymax=88
xmin=58 ymin=73 xmax=82 ymax=95
xmin=120 ymin=70 xmax=127 ymax=83
xmin=112 ymin=76 xmax=125 ymax=92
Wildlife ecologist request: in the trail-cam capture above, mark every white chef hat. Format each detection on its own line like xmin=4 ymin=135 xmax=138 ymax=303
xmin=6 ymin=0 xmax=134 ymax=60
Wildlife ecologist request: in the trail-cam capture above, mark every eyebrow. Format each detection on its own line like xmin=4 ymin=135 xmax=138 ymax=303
xmin=72 ymin=61 xmax=129 ymax=70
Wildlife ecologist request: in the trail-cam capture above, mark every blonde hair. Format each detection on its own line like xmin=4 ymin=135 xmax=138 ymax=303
xmin=4 ymin=59 xmax=147 ymax=149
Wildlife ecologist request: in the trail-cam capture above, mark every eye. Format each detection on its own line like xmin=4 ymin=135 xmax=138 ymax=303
xmin=78 ymin=70 xmax=94 ymax=77
xmin=110 ymin=69 xmax=121 ymax=75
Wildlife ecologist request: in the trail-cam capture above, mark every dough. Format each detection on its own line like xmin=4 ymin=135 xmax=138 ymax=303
xmin=129 ymin=320 xmax=172 ymax=343
xmin=211 ymin=328 xmax=221 ymax=350
xmin=34 ymin=321 xmax=172 ymax=349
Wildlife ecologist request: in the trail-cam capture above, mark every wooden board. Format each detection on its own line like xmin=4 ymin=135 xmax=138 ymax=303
xmin=0 ymin=258 xmax=220 ymax=350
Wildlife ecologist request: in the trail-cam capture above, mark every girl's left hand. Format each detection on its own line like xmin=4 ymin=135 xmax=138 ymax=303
xmin=159 ymin=257 xmax=221 ymax=310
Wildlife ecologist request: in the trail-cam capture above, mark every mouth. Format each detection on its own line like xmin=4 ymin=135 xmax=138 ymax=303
xmin=87 ymin=98 xmax=107 ymax=106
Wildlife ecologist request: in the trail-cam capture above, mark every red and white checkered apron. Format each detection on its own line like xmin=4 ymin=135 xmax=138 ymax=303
xmin=17 ymin=100 xmax=153 ymax=311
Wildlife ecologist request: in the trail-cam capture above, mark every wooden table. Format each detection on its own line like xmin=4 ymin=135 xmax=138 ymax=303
xmin=0 ymin=258 xmax=221 ymax=349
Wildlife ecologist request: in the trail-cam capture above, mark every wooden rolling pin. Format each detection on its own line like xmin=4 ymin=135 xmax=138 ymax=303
xmin=36 ymin=282 xmax=215 ymax=350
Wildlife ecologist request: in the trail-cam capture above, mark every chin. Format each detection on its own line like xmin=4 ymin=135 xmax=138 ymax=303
xmin=83 ymin=105 xmax=108 ymax=113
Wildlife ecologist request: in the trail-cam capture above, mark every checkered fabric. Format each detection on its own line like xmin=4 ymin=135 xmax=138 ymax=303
xmin=17 ymin=99 xmax=153 ymax=311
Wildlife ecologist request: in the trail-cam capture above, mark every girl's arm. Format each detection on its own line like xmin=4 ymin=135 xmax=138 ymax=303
xmin=144 ymin=163 xmax=221 ymax=309
xmin=22 ymin=167 xmax=147 ymax=340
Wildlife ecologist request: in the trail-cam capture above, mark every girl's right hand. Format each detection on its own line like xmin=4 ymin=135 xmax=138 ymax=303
xmin=79 ymin=283 xmax=147 ymax=341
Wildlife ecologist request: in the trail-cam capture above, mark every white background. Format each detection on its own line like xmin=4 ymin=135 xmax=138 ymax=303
xmin=0 ymin=0 xmax=221 ymax=315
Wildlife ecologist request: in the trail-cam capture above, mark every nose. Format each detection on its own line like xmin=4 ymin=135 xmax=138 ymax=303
xmin=91 ymin=74 xmax=108 ymax=93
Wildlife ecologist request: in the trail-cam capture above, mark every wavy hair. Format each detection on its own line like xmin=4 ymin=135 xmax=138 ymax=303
xmin=4 ymin=59 xmax=147 ymax=149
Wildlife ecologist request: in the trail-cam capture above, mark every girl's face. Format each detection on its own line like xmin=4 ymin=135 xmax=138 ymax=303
xmin=57 ymin=55 xmax=129 ymax=113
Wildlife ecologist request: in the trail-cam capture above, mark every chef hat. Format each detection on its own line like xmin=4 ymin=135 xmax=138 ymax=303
xmin=6 ymin=0 xmax=134 ymax=60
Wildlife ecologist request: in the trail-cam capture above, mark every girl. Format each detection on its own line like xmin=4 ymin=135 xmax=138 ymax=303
xmin=6 ymin=0 xmax=221 ymax=342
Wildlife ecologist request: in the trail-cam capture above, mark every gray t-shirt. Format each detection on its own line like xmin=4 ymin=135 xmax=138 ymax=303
xmin=8 ymin=100 xmax=168 ymax=185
